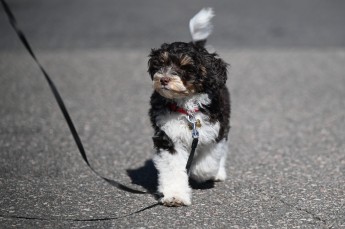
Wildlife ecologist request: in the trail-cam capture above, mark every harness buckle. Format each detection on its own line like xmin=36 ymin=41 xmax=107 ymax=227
xmin=186 ymin=114 xmax=199 ymax=139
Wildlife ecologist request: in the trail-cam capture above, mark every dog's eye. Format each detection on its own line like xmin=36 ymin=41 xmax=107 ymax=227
xmin=182 ymin=66 xmax=195 ymax=74
xmin=170 ymin=71 xmax=178 ymax=76
xmin=183 ymin=75 xmax=191 ymax=81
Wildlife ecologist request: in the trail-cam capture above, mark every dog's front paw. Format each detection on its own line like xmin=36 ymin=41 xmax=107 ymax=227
xmin=161 ymin=196 xmax=191 ymax=207
xmin=160 ymin=192 xmax=191 ymax=207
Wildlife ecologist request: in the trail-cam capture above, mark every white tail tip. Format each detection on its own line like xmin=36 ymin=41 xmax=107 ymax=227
xmin=189 ymin=8 xmax=215 ymax=42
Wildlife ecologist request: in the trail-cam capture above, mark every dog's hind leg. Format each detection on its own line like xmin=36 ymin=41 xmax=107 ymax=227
xmin=190 ymin=140 xmax=228 ymax=182
xmin=213 ymin=141 xmax=227 ymax=182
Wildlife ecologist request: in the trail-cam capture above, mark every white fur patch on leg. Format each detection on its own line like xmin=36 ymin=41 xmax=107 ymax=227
xmin=214 ymin=146 xmax=227 ymax=181
xmin=153 ymin=148 xmax=191 ymax=206
xmin=190 ymin=140 xmax=228 ymax=182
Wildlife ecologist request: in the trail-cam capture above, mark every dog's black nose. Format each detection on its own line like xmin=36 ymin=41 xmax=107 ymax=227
xmin=160 ymin=77 xmax=170 ymax=86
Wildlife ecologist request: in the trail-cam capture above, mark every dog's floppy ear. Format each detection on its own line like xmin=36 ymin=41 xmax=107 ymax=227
xmin=147 ymin=49 xmax=161 ymax=78
xmin=202 ymin=53 xmax=228 ymax=92
xmin=148 ymin=44 xmax=171 ymax=78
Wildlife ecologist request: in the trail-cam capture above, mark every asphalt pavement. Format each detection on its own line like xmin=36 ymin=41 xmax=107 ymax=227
xmin=0 ymin=0 xmax=344 ymax=228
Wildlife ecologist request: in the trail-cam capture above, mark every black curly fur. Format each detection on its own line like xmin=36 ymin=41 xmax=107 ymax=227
xmin=148 ymin=42 xmax=231 ymax=151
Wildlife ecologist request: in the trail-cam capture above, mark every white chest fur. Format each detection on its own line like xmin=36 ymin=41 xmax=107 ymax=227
xmin=155 ymin=94 xmax=220 ymax=148
xmin=157 ymin=112 xmax=219 ymax=146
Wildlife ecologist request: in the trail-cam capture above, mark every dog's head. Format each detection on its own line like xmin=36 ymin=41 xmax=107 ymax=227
xmin=148 ymin=42 xmax=227 ymax=99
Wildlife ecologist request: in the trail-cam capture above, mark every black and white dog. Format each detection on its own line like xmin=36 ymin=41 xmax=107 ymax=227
xmin=148 ymin=8 xmax=230 ymax=206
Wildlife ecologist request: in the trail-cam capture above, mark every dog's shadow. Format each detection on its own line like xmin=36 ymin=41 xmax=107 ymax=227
xmin=126 ymin=160 xmax=158 ymax=193
xmin=126 ymin=159 xmax=215 ymax=192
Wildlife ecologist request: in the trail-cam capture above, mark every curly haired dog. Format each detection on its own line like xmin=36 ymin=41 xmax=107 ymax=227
xmin=148 ymin=8 xmax=230 ymax=206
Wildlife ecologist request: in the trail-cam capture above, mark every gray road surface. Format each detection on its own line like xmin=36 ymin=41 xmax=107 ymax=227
xmin=0 ymin=0 xmax=344 ymax=228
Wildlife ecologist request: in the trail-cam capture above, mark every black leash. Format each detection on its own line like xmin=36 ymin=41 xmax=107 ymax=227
xmin=0 ymin=0 xmax=151 ymax=196
xmin=185 ymin=115 xmax=200 ymax=176
xmin=1 ymin=0 xmax=198 ymax=211
xmin=186 ymin=138 xmax=198 ymax=175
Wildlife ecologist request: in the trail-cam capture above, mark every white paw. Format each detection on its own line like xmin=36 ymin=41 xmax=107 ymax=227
xmin=160 ymin=187 xmax=192 ymax=207
xmin=160 ymin=192 xmax=191 ymax=207
xmin=214 ymin=168 xmax=226 ymax=182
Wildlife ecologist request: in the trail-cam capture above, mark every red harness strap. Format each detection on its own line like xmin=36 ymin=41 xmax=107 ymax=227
xmin=168 ymin=103 xmax=199 ymax=115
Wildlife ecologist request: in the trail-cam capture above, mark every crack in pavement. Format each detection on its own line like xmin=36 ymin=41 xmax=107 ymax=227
xmin=252 ymin=187 xmax=331 ymax=228
xmin=278 ymin=199 xmax=329 ymax=228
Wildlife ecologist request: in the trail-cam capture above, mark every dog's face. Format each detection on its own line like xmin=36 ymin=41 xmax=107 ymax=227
xmin=148 ymin=42 xmax=204 ymax=99
xmin=150 ymin=57 xmax=196 ymax=99
xmin=148 ymin=42 xmax=229 ymax=100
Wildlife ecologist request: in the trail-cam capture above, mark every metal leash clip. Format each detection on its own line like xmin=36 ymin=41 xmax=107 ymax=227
xmin=186 ymin=114 xmax=199 ymax=139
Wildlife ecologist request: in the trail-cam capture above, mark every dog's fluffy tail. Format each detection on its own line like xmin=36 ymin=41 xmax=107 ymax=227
xmin=189 ymin=8 xmax=215 ymax=47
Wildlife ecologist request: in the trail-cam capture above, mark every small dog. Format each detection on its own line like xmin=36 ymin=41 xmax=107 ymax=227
xmin=148 ymin=8 xmax=230 ymax=206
